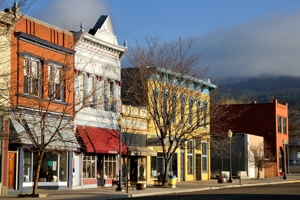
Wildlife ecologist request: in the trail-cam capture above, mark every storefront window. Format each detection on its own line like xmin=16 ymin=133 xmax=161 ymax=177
xmin=138 ymin=157 xmax=146 ymax=181
xmin=33 ymin=151 xmax=59 ymax=182
xmin=97 ymin=155 xmax=103 ymax=179
xmin=169 ymin=153 xmax=177 ymax=176
xmin=104 ymin=154 xmax=117 ymax=178
xmin=151 ymin=156 xmax=157 ymax=178
xmin=23 ymin=151 xmax=32 ymax=182
xmin=83 ymin=154 xmax=96 ymax=178
xmin=59 ymin=151 xmax=67 ymax=181
xmin=151 ymin=153 xmax=164 ymax=178
xmin=202 ymin=142 xmax=208 ymax=173
xmin=187 ymin=139 xmax=194 ymax=174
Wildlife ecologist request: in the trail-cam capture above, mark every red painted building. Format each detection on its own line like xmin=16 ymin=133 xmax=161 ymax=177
xmin=212 ymin=99 xmax=288 ymax=177
xmin=0 ymin=4 xmax=78 ymax=194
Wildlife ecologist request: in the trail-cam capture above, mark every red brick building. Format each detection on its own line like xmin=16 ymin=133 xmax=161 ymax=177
xmin=212 ymin=99 xmax=288 ymax=177
xmin=1 ymin=5 xmax=78 ymax=194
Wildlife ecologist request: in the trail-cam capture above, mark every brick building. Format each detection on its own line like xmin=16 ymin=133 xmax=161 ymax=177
xmin=1 ymin=4 xmax=78 ymax=194
xmin=212 ymin=99 xmax=288 ymax=177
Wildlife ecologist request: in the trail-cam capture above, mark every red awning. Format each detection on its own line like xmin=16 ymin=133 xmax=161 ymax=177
xmin=77 ymin=126 xmax=127 ymax=154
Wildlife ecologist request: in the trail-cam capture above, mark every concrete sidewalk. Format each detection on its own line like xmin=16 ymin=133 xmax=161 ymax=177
xmin=2 ymin=174 xmax=300 ymax=200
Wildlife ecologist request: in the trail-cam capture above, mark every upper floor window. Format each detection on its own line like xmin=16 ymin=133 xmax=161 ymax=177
xmin=189 ymin=98 xmax=194 ymax=126
xmin=203 ymin=102 xmax=208 ymax=129
xmin=163 ymin=91 xmax=168 ymax=119
xmin=180 ymin=95 xmax=186 ymax=125
xmin=24 ymin=57 xmax=42 ymax=96
xmin=153 ymin=89 xmax=159 ymax=120
xmin=48 ymin=64 xmax=64 ymax=101
xmin=196 ymin=100 xmax=201 ymax=127
xmin=110 ymin=81 xmax=114 ymax=97
xmin=172 ymin=94 xmax=177 ymax=124
xmin=88 ymin=75 xmax=96 ymax=108
xmin=283 ymin=117 xmax=287 ymax=134
xmin=277 ymin=116 xmax=282 ymax=133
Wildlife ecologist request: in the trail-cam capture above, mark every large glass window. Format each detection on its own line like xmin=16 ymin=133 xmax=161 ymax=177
xmin=23 ymin=151 xmax=32 ymax=182
xmin=34 ymin=151 xmax=60 ymax=182
xmin=187 ymin=139 xmax=194 ymax=174
xmin=24 ymin=57 xmax=42 ymax=96
xmin=104 ymin=154 xmax=117 ymax=178
xmin=83 ymin=154 xmax=96 ymax=178
xmin=59 ymin=151 xmax=67 ymax=182
xmin=150 ymin=153 xmax=165 ymax=178
xmin=202 ymin=142 xmax=208 ymax=173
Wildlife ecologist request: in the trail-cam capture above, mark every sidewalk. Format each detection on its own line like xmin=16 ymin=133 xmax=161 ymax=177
xmin=2 ymin=174 xmax=300 ymax=200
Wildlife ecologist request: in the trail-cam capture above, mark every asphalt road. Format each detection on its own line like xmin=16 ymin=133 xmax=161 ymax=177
xmin=125 ymin=182 xmax=300 ymax=200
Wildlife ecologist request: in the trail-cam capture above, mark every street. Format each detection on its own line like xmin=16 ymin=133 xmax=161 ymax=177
xmin=124 ymin=182 xmax=300 ymax=200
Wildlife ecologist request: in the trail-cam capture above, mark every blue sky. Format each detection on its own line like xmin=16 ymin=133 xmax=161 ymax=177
xmin=4 ymin=0 xmax=300 ymax=80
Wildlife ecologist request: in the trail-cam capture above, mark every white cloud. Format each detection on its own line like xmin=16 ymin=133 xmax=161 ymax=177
xmin=194 ymin=11 xmax=300 ymax=79
xmin=30 ymin=0 xmax=110 ymax=31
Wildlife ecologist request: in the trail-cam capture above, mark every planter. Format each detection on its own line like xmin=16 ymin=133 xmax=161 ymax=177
xmin=136 ymin=183 xmax=146 ymax=190
xmin=218 ymin=177 xmax=227 ymax=183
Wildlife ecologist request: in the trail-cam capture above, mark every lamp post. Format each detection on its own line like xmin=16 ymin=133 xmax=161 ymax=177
xmin=228 ymin=130 xmax=233 ymax=183
xmin=282 ymin=139 xmax=287 ymax=180
xmin=116 ymin=113 xmax=124 ymax=191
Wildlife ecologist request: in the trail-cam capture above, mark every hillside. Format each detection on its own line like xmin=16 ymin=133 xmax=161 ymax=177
xmin=218 ymin=75 xmax=300 ymax=107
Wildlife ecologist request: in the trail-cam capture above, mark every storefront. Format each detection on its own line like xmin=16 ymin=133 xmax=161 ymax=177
xmin=9 ymin=117 xmax=79 ymax=192
xmin=76 ymin=126 xmax=127 ymax=188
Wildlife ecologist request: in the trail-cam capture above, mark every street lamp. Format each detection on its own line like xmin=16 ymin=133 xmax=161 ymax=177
xmin=116 ymin=113 xmax=124 ymax=191
xmin=282 ymin=139 xmax=287 ymax=180
xmin=228 ymin=130 xmax=233 ymax=183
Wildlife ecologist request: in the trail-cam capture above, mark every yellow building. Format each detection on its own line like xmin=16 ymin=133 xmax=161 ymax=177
xmin=121 ymin=67 xmax=216 ymax=184
xmin=121 ymin=105 xmax=157 ymax=186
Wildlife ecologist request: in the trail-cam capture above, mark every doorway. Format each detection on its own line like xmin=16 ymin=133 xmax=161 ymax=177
xmin=73 ymin=153 xmax=81 ymax=186
xmin=180 ymin=151 xmax=184 ymax=181
xmin=8 ymin=152 xmax=16 ymax=189
xmin=196 ymin=154 xmax=201 ymax=180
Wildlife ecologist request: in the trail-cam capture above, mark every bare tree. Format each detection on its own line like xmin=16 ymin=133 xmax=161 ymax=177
xmin=121 ymin=36 xmax=235 ymax=185
xmin=248 ymin=142 xmax=275 ymax=179
xmin=288 ymin=103 xmax=300 ymax=143
xmin=0 ymin=4 xmax=101 ymax=195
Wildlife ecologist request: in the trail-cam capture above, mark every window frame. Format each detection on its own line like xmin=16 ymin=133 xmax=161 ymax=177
xmin=278 ymin=116 xmax=282 ymax=133
xmin=202 ymin=141 xmax=208 ymax=173
xmin=48 ymin=63 xmax=65 ymax=101
xmin=24 ymin=56 xmax=42 ymax=96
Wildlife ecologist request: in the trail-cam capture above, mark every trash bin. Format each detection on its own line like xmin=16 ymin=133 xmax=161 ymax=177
xmin=168 ymin=175 xmax=176 ymax=188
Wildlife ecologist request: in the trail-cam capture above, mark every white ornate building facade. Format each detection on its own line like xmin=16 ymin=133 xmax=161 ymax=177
xmin=72 ymin=15 xmax=127 ymax=188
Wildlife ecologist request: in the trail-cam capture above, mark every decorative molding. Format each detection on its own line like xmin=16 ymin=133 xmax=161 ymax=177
xmin=14 ymin=32 xmax=76 ymax=55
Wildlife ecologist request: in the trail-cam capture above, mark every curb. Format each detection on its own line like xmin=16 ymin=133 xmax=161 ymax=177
xmin=127 ymin=180 xmax=300 ymax=198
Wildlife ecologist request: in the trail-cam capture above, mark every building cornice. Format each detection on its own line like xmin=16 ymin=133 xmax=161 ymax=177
xmin=14 ymin=32 xmax=76 ymax=55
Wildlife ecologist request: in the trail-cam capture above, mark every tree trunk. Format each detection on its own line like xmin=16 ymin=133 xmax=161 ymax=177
xmin=162 ymin=159 xmax=171 ymax=186
xmin=256 ymin=167 xmax=260 ymax=180
xmin=32 ymin=151 xmax=45 ymax=195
